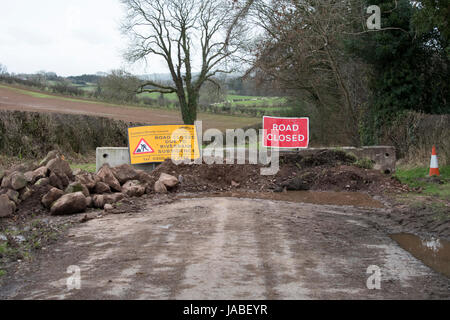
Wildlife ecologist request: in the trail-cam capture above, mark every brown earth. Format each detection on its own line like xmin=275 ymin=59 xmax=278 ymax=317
xmin=147 ymin=151 xmax=407 ymax=195
xmin=0 ymin=85 xmax=259 ymax=131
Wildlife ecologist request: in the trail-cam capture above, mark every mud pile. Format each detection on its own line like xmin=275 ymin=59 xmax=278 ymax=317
xmin=149 ymin=150 xmax=407 ymax=194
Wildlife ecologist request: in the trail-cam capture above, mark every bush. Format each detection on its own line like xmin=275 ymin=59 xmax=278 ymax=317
xmin=0 ymin=110 xmax=141 ymax=159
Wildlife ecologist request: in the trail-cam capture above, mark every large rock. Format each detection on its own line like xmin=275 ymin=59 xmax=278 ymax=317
xmin=92 ymin=195 xmax=105 ymax=209
xmin=39 ymin=150 xmax=61 ymax=167
xmin=42 ymin=188 xmax=64 ymax=209
xmin=106 ymin=193 xmax=125 ymax=204
xmin=112 ymin=164 xmax=139 ymax=185
xmin=24 ymin=166 xmax=48 ymax=184
xmin=46 ymin=157 xmax=73 ymax=180
xmin=65 ymin=182 xmax=89 ymax=197
xmin=94 ymin=181 xmax=111 ymax=194
xmin=50 ymin=192 xmax=87 ymax=215
xmin=6 ymin=189 xmax=20 ymax=204
xmin=1 ymin=175 xmax=11 ymax=189
xmin=7 ymin=162 xmax=37 ymax=174
xmin=154 ymin=180 xmax=168 ymax=194
xmin=92 ymin=193 xmax=125 ymax=209
xmin=97 ymin=164 xmax=121 ymax=192
xmin=76 ymin=172 xmax=97 ymax=190
xmin=58 ymin=173 xmax=70 ymax=189
xmin=0 ymin=194 xmax=16 ymax=218
xmin=136 ymin=170 xmax=152 ymax=183
xmin=24 ymin=171 xmax=34 ymax=183
xmin=19 ymin=187 xmax=33 ymax=201
xmin=158 ymin=173 xmax=179 ymax=188
xmin=85 ymin=196 xmax=93 ymax=208
xmin=35 ymin=177 xmax=50 ymax=187
xmin=122 ymin=180 xmax=146 ymax=197
xmin=33 ymin=166 xmax=49 ymax=181
xmin=48 ymin=172 xmax=63 ymax=190
xmin=11 ymin=172 xmax=28 ymax=190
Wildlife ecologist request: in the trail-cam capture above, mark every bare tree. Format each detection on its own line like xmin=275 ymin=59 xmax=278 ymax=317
xmin=248 ymin=0 xmax=370 ymax=146
xmin=121 ymin=0 xmax=250 ymax=124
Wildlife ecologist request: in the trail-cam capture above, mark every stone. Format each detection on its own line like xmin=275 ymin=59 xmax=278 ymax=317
xmin=122 ymin=180 xmax=146 ymax=197
xmin=92 ymin=195 xmax=105 ymax=209
xmin=104 ymin=204 xmax=113 ymax=212
xmin=72 ymin=168 xmax=83 ymax=176
xmin=136 ymin=170 xmax=152 ymax=183
xmin=85 ymin=196 xmax=93 ymax=208
xmin=6 ymin=189 xmax=20 ymax=204
xmin=46 ymin=157 xmax=73 ymax=179
xmin=19 ymin=187 xmax=33 ymax=201
xmin=94 ymin=181 xmax=111 ymax=194
xmin=0 ymin=194 xmax=16 ymax=218
xmin=39 ymin=150 xmax=61 ymax=167
xmin=280 ymin=177 xmax=310 ymax=191
xmin=50 ymin=192 xmax=87 ymax=215
xmin=112 ymin=164 xmax=140 ymax=185
xmin=35 ymin=178 xmax=50 ymax=187
xmin=11 ymin=172 xmax=28 ymax=190
xmin=97 ymin=164 xmax=121 ymax=192
xmin=105 ymin=193 xmax=125 ymax=205
xmin=42 ymin=188 xmax=64 ymax=209
xmin=65 ymin=182 xmax=89 ymax=197
xmin=1 ymin=175 xmax=11 ymax=189
xmin=32 ymin=166 xmax=49 ymax=181
xmin=154 ymin=180 xmax=168 ymax=194
xmin=58 ymin=173 xmax=70 ymax=189
xmin=158 ymin=173 xmax=179 ymax=188
xmin=48 ymin=172 xmax=63 ymax=190
xmin=76 ymin=172 xmax=97 ymax=190
xmin=8 ymin=162 xmax=35 ymax=174
xmin=24 ymin=171 xmax=34 ymax=183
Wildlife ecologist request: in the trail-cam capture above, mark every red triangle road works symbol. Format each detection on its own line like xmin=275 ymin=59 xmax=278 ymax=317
xmin=133 ymin=138 xmax=155 ymax=155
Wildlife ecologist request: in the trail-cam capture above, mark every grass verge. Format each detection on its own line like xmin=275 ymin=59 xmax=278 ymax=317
xmin=70 ymin=163 xmax=96 ymax=173
xmin=395 ymin=165 xmax=450 ymax=199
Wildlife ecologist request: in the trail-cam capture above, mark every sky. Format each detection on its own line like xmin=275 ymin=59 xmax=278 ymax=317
xmin=0 ymin=0 xmax=167 ymax=76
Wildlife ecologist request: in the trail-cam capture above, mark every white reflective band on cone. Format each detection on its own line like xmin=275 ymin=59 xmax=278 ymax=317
xmin=430 ymin=155 xmax=439 ymax=168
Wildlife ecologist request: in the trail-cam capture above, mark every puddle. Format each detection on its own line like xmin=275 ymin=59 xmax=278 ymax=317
xmin=391 ymin=233 xmax=450 ymax=278
xmin=178 ymin=191 xmax=384 ymax=208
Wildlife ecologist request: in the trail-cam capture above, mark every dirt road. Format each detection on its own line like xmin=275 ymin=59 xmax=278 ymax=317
xmin=1 ymin=197 xmax=448 ymax=300
xmin=0 ymin=85 xmax=259 ymax=131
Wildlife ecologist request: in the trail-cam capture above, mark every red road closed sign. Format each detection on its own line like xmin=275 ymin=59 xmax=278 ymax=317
xmin=263 ymin=116 xmax=309 ymax=148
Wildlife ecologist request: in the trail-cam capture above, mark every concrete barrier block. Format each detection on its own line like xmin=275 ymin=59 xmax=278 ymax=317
xmin=96 ymin=147 xmax=160 ymax=173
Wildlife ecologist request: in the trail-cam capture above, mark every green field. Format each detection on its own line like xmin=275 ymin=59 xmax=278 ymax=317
xmin=74 ymin=82 xmax=287 ymax=114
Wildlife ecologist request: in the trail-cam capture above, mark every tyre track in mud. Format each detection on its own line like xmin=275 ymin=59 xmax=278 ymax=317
xmin=1 ymin=197 xmax=449 ymax=300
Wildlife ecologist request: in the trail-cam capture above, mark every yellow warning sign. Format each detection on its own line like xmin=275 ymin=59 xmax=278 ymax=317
xmin=127 ymin=125 xmax=200 ymax=164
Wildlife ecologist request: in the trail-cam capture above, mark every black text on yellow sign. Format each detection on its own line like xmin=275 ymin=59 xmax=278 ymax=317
xmin=128 ymin=125 xmax=201 ymax=165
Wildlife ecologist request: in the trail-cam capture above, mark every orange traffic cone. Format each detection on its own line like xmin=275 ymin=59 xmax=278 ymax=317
xmin=429 ymin=145 xmax=440 ymax=177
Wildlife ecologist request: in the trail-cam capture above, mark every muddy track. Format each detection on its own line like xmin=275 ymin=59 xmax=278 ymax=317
xmin=1 ymin=197 xmax=448 ymax=300
xmin=0 ymin=86 xmax=258 ymax=131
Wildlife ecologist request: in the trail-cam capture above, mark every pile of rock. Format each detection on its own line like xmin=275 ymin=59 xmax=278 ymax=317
xmin=0 ymin=150 xmax=180 ymax=217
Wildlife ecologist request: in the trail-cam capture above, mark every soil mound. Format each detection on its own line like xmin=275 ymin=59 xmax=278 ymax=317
xmin=149 ymin=151 xmax=406 ymax=194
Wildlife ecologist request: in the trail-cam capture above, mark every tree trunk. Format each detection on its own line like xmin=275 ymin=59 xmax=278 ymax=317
xmin=178 ymin=90 xmax=199 ymax=125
